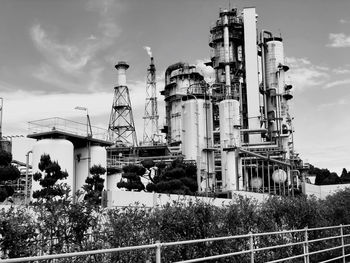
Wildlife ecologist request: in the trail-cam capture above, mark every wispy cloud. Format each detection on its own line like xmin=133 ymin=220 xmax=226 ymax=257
xmin=327 ymin=33 xmax=350 ymax=48
xmin=30 ymin=24 xmax=90 ymax=72
xmin=285 ymin=57 xmax=329 ymax=90
xmin=324 ymin=79 xmax=350 ymax=89
xmin=29 ymin=0 xmax=122 ymax=93
xmin=339 ymin=19 xmax=350 ymax=24
xmin=317 ymin=98 xmax=347 ymax=111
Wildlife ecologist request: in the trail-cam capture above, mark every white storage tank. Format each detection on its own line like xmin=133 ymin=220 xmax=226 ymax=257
xmin=31 ymin=139 xmax=74 ymax=198
xmin=182 ymin=98 xmax=215 ymax=191
xmin=219 ymin=99 xmax=241 ymax=191
xmin=75 ymin=145 xmax=107 ymax=193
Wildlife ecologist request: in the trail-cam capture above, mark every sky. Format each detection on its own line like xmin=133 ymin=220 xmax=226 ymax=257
xmin=1 ymin=0 xmax=349 ymax=174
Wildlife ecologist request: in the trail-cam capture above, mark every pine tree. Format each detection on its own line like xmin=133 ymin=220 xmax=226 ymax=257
xmin=0 ymin=150 xmax=21 ymax=202
xmin=32 ymin=154 xmax=69 ymax=200
xmin=83 ymin=164 xmax=106 ymax=205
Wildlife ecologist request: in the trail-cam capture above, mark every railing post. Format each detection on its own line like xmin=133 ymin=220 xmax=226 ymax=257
xmin=303 ymin=227 xmax=309 ymax=263
xmin=156 ymin=240 xmax=161 ymax=263
xmin=340 ymin=224 xmax=346 ymax=263
xmin=249 ymin=231 xmax=254 ymax=263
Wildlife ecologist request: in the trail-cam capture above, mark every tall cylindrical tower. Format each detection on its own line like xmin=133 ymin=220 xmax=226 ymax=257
xmin=262 ymin=36 xmax=293 ymax=159
xmin=108 ymin=61 xmax=138 ymax=147
xmin=161 ymin=63 xmax=204 ymax=146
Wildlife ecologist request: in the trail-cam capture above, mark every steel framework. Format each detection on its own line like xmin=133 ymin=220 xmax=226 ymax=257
xmin=108 ymin=62 xmax=137 ymax=146
xmin=142 ymin=57 xmax=159 ymax=145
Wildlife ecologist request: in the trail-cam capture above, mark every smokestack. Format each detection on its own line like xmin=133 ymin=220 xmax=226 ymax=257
xmin=115 ymin=61 xmax=129 ymax=86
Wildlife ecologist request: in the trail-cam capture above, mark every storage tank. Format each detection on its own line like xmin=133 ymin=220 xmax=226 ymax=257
xmin=75 ymin=145 xmax=107 ymax=193
xmin=219 ymin=99 xmax=241 ymax=191
xmin=182 ymin=98 xmax=215 ymax=191
xmin=31 ymin=139 xmax=74 ymax=198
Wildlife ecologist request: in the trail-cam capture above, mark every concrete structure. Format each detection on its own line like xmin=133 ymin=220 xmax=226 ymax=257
xmin=28 ymin=117 xmax=112 ymax=200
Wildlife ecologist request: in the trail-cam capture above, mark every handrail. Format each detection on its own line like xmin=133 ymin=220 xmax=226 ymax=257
xmin=1 ymin=224 xmax=350 ymax=263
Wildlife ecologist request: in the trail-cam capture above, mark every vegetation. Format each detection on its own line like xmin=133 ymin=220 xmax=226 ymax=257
xmin=117 ymin=158 xmax=198 ymax=195
xmin=1 ymin=189 xmax=350 ymax=261
xmin=309 ymin=164 xmax=350 ymax=185
xmin=0 ymin=149 xmax=21 ymax=202
xmin=32 ymin=154 xmax=69 ymax=200
xmin=83 ymin=164 xmax=106 ymax=206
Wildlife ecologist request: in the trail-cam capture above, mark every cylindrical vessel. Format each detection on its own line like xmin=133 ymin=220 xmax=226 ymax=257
xmin=182 ymin=99 xmax=215 ymax=191
xmin=75 ymin=145 xmax=107 ymax=192
xmin=31 ymin=139 xmax=74 ymax=198
xmin=219 ymin=99 xmax=241 ymax=191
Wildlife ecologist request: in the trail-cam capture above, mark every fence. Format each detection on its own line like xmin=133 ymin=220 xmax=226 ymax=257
xmin=2 ymin=224 xmax=350 ymax=263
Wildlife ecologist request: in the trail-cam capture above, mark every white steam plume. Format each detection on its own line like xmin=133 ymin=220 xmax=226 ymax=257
xmin=143 ymin=46 xmax=152 ymax=57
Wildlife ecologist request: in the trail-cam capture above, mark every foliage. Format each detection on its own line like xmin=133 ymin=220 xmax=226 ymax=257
xmin=0 ymin=206 xmax=36 ymax=258
xmin=0 ymin=149 xmax=21 ymax=202
xmin=2 ymin=189 xmax=350 ymax=261
xmin=117 ymin=164 xmax=146 ymax=191
xmin=83 ymin=164 xmax=106 ymax=206
xmin=146 ymin=158 xmax=198 ymax=195
xmin=309 ymin=164 xmax=341 ymax=185
xmin=32 ymin=154 xmax=69 ymax=200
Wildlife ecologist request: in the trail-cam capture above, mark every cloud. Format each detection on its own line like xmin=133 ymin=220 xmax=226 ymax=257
xmin=327 ymin=33 xmax=350 ymax=48
xmin=317 ymin=98 xmax=347 ymax=111
xmin=332 ymin=67 xmax=350 ymax=74
xmin=30 ymin=24 xmax=90 ymax=72
xmin=285 ymin=57 xmax=329 ymax=91
xmin=195 ymin=59 xmax=215 ymax=84
xmin=29 ymin=0 xmax=122 ymax=93
xmin=324 ymin=79 xmax=350 ymax=89
xmin=339 ymin=19 xmax=350 ymax=24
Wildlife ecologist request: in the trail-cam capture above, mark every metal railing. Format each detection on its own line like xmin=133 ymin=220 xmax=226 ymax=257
xmin=28 ymin=117 xmax=109 ymax=141
xmin=2 ymin=224 xmax=350 ymax=262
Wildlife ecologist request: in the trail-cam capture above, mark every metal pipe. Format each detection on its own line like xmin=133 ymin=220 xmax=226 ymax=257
xmin=25 ymin=150 xmax=32 ymax=205
xmin=261 ymin=30 xmax=272 ymax=131
xmin=223 ymin=12 xmax=231 ymax=96
xmin=238 ymin=147 xmax=291 ymax=167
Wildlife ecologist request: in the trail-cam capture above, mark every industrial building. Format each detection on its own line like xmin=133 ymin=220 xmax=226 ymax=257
xmin=106 ymin=7 xmax=301 ymax=197
xmin=18 ymin=6 xmax=301 ymax=201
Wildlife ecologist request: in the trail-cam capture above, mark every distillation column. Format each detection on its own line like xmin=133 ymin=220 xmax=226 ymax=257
xmin=219 ymin=9 xmax=242 ymax=192
xmin=262 ymin=36 xmax=293 ymax=160
xmin=108 ymin=61 xmax=138 ymax=147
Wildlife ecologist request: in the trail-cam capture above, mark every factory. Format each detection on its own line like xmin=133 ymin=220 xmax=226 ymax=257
xmin=0 ymin=6 xmax=302 ymax=202
xmin=106 ymin=6 xmax=301 ymax=197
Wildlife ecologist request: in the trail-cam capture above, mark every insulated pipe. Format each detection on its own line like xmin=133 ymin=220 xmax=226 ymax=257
xmin=25 ymin=150 xmax=32 ymax=205
xmin=223 ymin=11 xmax=231 ymax=96
xmin=261 ymin=30 xmax=272 ymax=130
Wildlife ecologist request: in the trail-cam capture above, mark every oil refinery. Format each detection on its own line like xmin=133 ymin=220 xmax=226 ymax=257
xmin=1 ymin=6 xmax=304 ymax=201
xmin=106 ymin=6 xmax=302 ymax=197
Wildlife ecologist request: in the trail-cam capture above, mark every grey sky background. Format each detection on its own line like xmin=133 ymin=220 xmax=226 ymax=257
xmin=1 ymin=0 xmax=350 ymax=174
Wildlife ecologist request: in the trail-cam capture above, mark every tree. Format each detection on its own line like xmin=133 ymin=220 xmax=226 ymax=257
xmin=0 ymin=150 xmax=21 ymax=202
xmin=83 ymin=164 xmax=106 ymax=205
xmin=117 ymin=164 xmax=146 ymax=191
xmin=146 ymin=158 xmax=198 ymax=195
xmin=32 ymin=154 xmax=69 ymax=199
xmin=340 ymin=168 xmax=350 ymax=183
